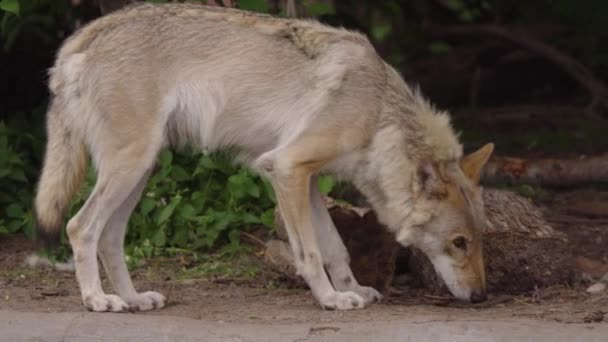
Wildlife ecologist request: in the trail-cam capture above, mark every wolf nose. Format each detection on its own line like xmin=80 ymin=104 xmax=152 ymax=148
xmin=470 ymin=289 xmax=487 ymax=303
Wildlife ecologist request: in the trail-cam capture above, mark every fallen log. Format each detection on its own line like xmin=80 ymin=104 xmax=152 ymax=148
xmin=483 ymin=154 xmax=608 ymax=186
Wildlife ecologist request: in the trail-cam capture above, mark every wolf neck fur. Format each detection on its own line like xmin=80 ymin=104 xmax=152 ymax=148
xmin=379 ymin=64 xmax=462 ymax=162
xmin=352 ymin=64 xmax=463 ymax=234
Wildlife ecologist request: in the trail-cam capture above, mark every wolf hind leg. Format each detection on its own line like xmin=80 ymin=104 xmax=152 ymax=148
xmin=66 ymin=134 xmax=162 ymax=312
xmin=98 ymin=168 xmax=166 ymax=311
xmin=309 ymin=178 xmax=382 ymax=304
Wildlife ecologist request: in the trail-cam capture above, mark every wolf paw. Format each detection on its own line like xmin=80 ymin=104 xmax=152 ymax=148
xmin=125 ymin=291 xmax=166 ymax=311
xmin=320 ymin=291 xmax=366 ymax=310
xmin=83 ymin=294 xmax=129 ymax=312
xmin=352 ymin=286 xmax=383 ymax=304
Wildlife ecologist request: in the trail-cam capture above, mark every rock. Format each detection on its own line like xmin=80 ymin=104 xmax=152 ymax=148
xmin=586 ymin=282 xmax=606 ymax=295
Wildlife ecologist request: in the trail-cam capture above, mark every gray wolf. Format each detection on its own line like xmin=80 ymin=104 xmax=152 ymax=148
xmin=35 ymin=3 xmax=493 ymax=311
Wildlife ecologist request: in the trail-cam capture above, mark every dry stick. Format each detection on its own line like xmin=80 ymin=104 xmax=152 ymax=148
xmin=482 ymin=154 xmax=608 ymax=186
xmin=434 ymin=24 xmax=608 ymax=113
xmin=240 ymin=231 xmax=267 ymax=249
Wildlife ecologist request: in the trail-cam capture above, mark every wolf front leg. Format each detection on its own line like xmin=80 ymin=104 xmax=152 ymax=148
xmin=309 ymin=178 xmax=383 ymax=305
xmin=258 ymin=145 xmax=366 ymax=310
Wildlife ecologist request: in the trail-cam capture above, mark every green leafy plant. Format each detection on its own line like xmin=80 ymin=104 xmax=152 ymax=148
xmin=238 ymin=0 xmax=270 ymax=13
xmin=66 ymin=148 xmax=278 ymax=262
xmin=0 ymin=118 xmax=43 ymax=238
xmin=0 ymin=0 xmax=74 ymax=51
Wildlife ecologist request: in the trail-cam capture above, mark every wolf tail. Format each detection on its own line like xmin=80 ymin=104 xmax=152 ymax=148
xmin=34 ymin=100 xmax=87 ymax=247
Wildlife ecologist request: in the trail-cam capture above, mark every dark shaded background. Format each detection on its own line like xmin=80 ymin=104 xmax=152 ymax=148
xmin=1 ymin=0 xmax=607 ymax=240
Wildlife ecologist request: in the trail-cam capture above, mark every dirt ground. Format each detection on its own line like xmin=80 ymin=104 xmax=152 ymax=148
xmin=1 ymin=189 xmax=607 ymax=325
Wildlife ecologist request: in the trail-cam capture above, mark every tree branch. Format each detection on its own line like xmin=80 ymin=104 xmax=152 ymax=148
xmin=433 ymin=24 xmax=608 ymax=114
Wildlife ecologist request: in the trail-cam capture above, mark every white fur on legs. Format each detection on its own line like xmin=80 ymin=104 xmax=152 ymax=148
xmin=309 ymin=179 xmax=382 ymax=305
xmin=67 ymin=145 xmax=160 ymax=312
xmin=66 ymin=173 xmax=135 ymax=312
xmin=83 ymin=293 xmax=129 ymax=312
xmin=98 ymin=169 xmax=166 ymax=311
xmin=265 ymin=153 xmax=365 ymax=310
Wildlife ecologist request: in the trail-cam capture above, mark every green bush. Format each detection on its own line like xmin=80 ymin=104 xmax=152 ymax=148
xmin=0 ymin=105 xmax=46 ymax=238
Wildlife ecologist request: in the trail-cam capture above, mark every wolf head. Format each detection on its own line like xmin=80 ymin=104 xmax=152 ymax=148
xmin=395 ymin=143 xmax=494 ymax=302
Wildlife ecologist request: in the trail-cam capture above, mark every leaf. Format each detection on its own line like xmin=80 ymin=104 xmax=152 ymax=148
xmin=190 ymin=191 xmax=206 ymax=209
xmin=260 ymin=209 xmax=275 ymax=229
xmin=7 ymin=219 xmax=21 ymax=233
xmin=171 ymin=165 xmax=191 ymax=182
xmin=159 ymin=150 xmax=173 ymax=168
xmin=262 ymin=180 xmax=276 ymax=203
xmin=140 ymin=198 xmax=156 ymax=216
xmin=151 ymin=227 xmax=166 ymax=247
xmin=6 ymin=203 xmax=23 ymax=218
xmin=0 ymin=169 xmax=10 ymax=179
xmin=240 ymin=212 xmax=261 ymax=224
xmin=228 ymin=229 xmax=241 ymax=245
xmin=446 ymin=0 xmax=464 ymax=11
xmin=177 ymin=203 xmax=197 ymax=220
xmin=171 ymin=224 xmax=189 ymax=246
xmin=245 ymin=182 xmax=260 ymax=198
xmin=2 ymin=21 xmax=21 ymax=51
xmin=141 ymin=239 xmax=154 ymax=257
xmin=156 ymin=195 xmax=182 ymax=225
xmin=210 ymin=213 xmax=236 ymax=234
xmin=238 ymin=0 xmax=269 ymax=13
xmin=199 ymin=155 xmax=216 ymax=169
xmin=22 ymin=212 xmax=34 ymax=239
xmin=371 ymin=22 xmax=391 ymax=42
xmin=228 ymin=173 xmax=247 ymax=199
xmin=459 ymin=10 xmax=474 ymax=23
xmin=317 ymin=175 xmax=335 ymax=195
xmin=0 ymin=0 xmax=20 ymax=15
xmin=8 ymin=168 xmax=27 ymax=182
xmin=306 ymin=2 xmax=334 ymax=16
xmin=429 ymin=42 xmax=452 ymax=54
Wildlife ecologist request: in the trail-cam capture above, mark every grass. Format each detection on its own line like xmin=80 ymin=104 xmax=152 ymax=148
xmin=133 ymin=245 xmax=264 ymax=283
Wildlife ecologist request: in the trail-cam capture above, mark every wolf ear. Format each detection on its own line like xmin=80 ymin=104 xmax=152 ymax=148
xmin=460 ymin=143 xmax=494 ymax=184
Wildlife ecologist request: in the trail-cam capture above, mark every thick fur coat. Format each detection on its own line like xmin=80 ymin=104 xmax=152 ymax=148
xmin=35 ymin=3 xmax=493 ymax=311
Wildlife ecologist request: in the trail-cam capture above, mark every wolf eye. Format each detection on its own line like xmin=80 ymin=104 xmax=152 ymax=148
xmin=453 ymin=237 xmax=467 ymax=250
